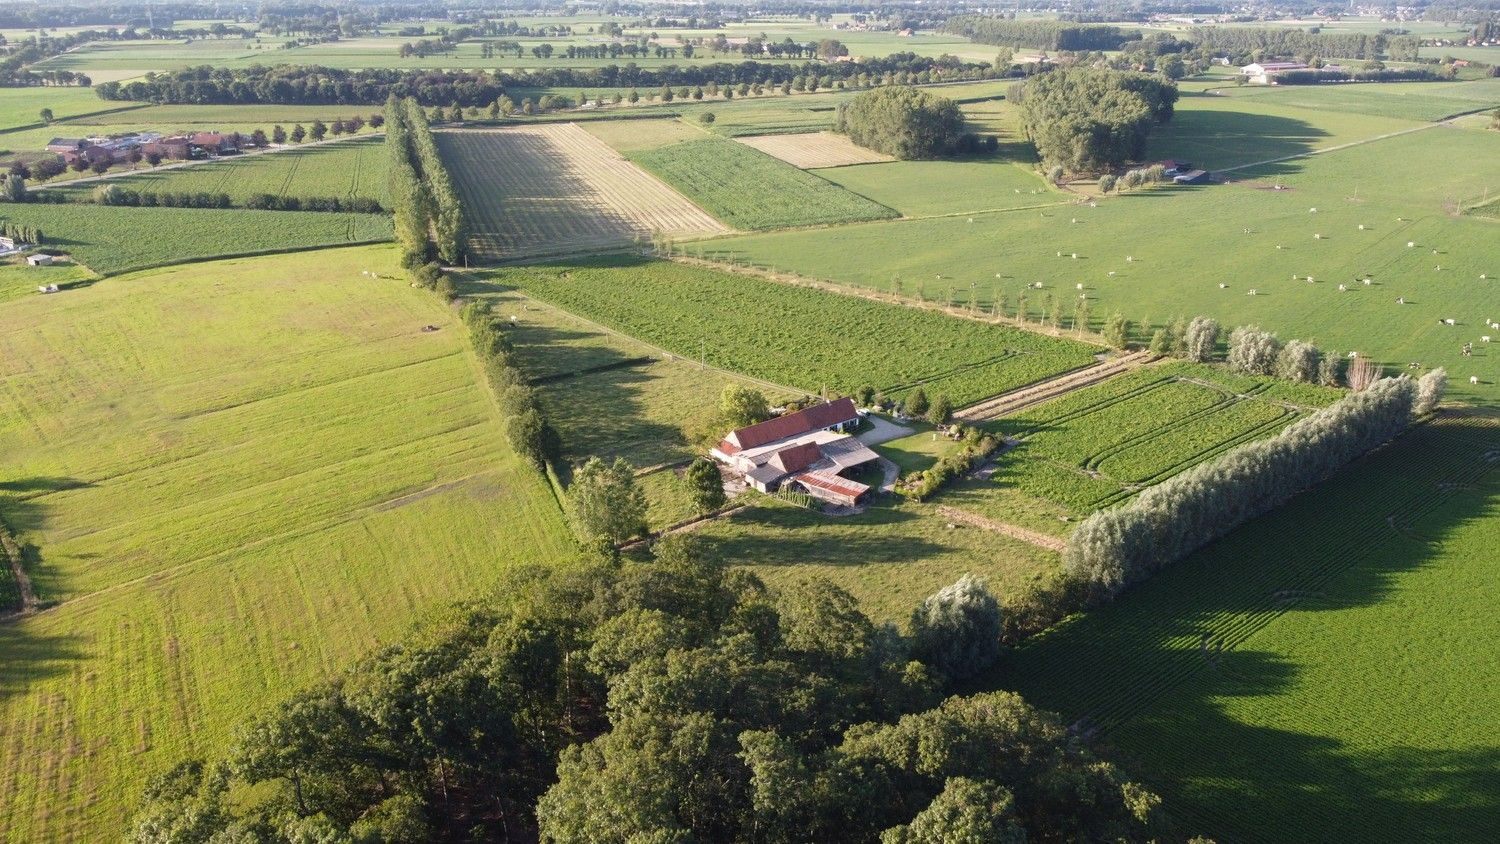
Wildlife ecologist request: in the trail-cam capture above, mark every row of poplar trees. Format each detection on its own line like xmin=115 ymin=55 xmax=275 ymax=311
xmin=1065 ymin=370 xmax=1445 ymax=599
xmin=385 ymin=95 xmax=467 ymax=267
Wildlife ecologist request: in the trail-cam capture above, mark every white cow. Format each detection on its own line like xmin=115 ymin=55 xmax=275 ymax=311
xmin=1483 ymin=336 xmax=1492 ymax=343
xmin=1445 ymin=319 xmax=1457 ymax=326
xmin=1471 ymin=376 xmax=1480 ymax=385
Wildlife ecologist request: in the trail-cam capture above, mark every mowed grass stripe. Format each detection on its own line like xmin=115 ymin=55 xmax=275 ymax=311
xmin=0 ymin=245 xmax=574 ymax=841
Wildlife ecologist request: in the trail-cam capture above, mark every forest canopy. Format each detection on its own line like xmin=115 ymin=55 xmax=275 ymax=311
xmin=1016 ymin=67 xmax=1178 ymax=174
xmin=125 ymin=538 xmax=1169 ymax=843
xmin=834 ymin=85 xmax=965 ymax=160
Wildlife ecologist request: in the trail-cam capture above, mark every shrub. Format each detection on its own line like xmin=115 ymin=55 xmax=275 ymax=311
xmin=1415 ymin=367 xmax=1446 ymax=415
xmin=903 ymin=388 xmax=929 ymax=417
xmin=909 ymin=574 xmax=1003 ymax=680
xmin=685 ymin=458 xmax=727 ymax=513
xmin=1227 ymin=325 xmax=1281 ymax=375
xmin=1275 ymin=340 xmax=1321 ymax=383
xmin=1183 ymin=316 xmax=1219 ymax=362
xmin=926 ymin=394 xmax=953 ymax=425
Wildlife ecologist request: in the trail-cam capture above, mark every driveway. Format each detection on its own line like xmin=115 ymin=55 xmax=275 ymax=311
xmin=856 ymin=414 xmax=914 ymax=446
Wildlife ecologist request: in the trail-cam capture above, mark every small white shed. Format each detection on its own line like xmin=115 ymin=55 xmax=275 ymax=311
xmin=27 ymin=254 xmax=53 ymax=266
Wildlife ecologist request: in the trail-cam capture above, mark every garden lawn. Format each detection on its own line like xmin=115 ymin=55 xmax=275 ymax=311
xmin=492 ymin=255 xmax=1100 ymax=406
xmin=0 ymin=245 xmax=574 ymax=842
xmin=629 ymin=136 xmax=898 ymax=229
xmin=0 ymin=203 xmax=392 ymax=275
xmin=999 ymin=412 xmax=1500 ymax=843
xmin=696 ymin=124 xmax=1500 ymax=402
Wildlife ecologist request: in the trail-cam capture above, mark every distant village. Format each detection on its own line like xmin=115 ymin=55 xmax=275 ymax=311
xmin=43 ymin=131 xmax=243 ymax=168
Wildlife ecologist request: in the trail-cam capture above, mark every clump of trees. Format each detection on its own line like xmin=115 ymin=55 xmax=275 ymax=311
xmin=126 ymin=538 xmax=1166 ymax=842
xmin=1064 ymin=375 xmax=1421 ymax=599
xmin=460 ymin=301 xmax=559 ymax=473
xmin=1016 ymin=67 xmax=1178 ymax=174
xmin=385 ymin=95 xmax=467 ymax=266
xmin=834 ymin=86 xmax=965 ymax=159
xmin=569 ymin=456 xmax=647 ymax=554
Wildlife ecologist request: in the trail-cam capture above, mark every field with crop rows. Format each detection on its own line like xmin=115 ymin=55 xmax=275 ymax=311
xmin=438 ymin=124 xmax=727 ymax=261
xmin=493 ymin=255 xmax=1100 ymax=405
xmin=48 ymin=138 xmax=388 ymax=203
xmin=734 ymin=131 xmax=893 ymax=169
xmin=0 ymin=245 xmax=574 ymax=841
xmin=1000 ymin=412 xmax=1500 ymax=842
xmin=629 ymin=136 xmax=898 ymax=229
xmin=0 ymin=203 xmax=391 ymax=275
xmin=930 ymin=364 xmax=1339 ymax=535
xmin=699 ymin=124 xmax=1500 ymax=402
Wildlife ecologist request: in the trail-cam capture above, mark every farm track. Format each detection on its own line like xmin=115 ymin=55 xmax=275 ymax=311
xmin=1067 ymin=423 xmax=1500 ymax=736
xmin=954 ymin=350 xmax=1158 ymax=423
xmin=934 ymin=505 xmax=1066 ymax=552
xmin=437 ymin=124 xmax=727 ymax=262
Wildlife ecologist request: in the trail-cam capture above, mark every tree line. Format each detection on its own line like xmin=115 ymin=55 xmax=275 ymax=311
xmin=384 ymin=95 xmax=466 ymax=266
xmin=460 ymin=302 xmax=560 ymax=476
xmin=1187 ymin=26 xmax=1387 ymax=61
xmin=0 ymin=221 xmax=42 ymax=244
xmin=1275 ymin=67 xmax=1442 ymax=85
xmin=1063 ymin=371 xmax=1443 ymax=601
xmin=81 ymin=183 xmax=383 ymax=213
xmin=95 ymin=53 xmax=1006 ymax=107
xmin=125 ymin=536 xmax=1172 ymax=842
xmin=943 ymin=17 xmax=1131 ymax=51
xmin=1015 ymin=66 xmax=1178 ymax=174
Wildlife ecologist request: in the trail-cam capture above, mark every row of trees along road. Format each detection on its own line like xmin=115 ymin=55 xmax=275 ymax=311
xmin=1014 ymin=67 xmax=1178 ymax=175
xmin=126 ymin=537 xmax=1174 ymax=843
xmin=1064 ymin=370 xmax=1444 ymax=600
xmin=385 ymin=95 xmax=467 ymax=266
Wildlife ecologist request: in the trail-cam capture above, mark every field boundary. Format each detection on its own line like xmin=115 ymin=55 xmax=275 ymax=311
xmin=0 ymin=102 xmax=151 ymax=137
xmin=65 ymin=236 xmax=394 ymax=278
xmin=955 ymin=350 xmax=1159 ymax=423
xmin=934 ymin=504 xmax=1067 ymax=551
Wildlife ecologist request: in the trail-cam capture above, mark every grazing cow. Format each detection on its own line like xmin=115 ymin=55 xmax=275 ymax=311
xmin=1338 ymin=284 xmax=1346 ymax=291
xmin=1219 ymin=283 xmax=1228 ymax=289
xmin=1445 ymin=319 xmax=1457 ymax=326
xmin=1076 ymin=283 xmax=1084 ymax=290
xmin=1482 ymin=336 xmax=1491 ymax=343
xmin=1471 ymin=376 xmax=1480 ymax=385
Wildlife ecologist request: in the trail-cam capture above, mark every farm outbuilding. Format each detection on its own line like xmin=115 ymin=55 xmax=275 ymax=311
xmin=1173 ymin=169 xmax=1211 ymax=185
xmin=713 ymin=397 xmax=879 ymax=506
xmin=27 ymin=254 xmax=53 ymax=266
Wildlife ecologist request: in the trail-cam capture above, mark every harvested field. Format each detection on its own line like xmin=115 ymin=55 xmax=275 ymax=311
xmin=735 ymin=131 xmax=894 ymax=169
xmin=436 ymin=123 xmax=727 ymax=261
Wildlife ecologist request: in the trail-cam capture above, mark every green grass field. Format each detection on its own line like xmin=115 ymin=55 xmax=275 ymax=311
xmin=629 ymin=136 xmax=899 ymax=229
xmin=0 ymin=245 xmax=575 ymax=841
xmin=0 ymin=203 xmax=392 ymax=275
xmin=812 ymin=157 xmax=1062 ymax=216
xmin=0 ymin=87 xmax=138 ymax=132
xmin=998 ymin=412 xmax=1500 ymax=842
xmin=46 ymin=137 xmax=388 ymax=203
xmin=1213 ymin=77 xmax=1500 ymax=123
xmin=491 ymin=255 xmax=1100 ymax=406
xmin=692 ymin=495 xmax=1063 ymax=625
xmin=699 ymin=124 xmax=1500 ymax=402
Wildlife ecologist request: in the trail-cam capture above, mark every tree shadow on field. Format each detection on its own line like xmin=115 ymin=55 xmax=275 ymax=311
xmin=1147 ymin=108 xmax=1331 ymax=175
xmin=697 ymin=502 xmax=948 ymax=569
xmin=984 ymin=418 xmax=1500 ymax=842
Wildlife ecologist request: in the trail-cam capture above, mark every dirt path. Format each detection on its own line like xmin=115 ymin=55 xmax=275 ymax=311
xmin=0 ymin=521 xmax=37 ymax=620
xmin=1217 ymin=121 xmax=1442 ymax=175
xmin=954 ymin=350 xmax=1158 ymax=423
xmin=935 ymin=504 xmax=1067 ymax=552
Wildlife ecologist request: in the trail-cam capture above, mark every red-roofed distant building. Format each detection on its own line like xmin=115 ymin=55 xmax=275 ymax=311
xmin=712 ymin=397 xmax=878 ymax=507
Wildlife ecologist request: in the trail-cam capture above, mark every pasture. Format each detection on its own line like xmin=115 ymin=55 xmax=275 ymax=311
xmin=699 ymin=124 xmax=1500 ymax=401
xmin=436 ymin=124 xmax=727 ymax=261
xmin=0 ymin=245 xmax=574 ymax=841
xmin=46 ymin=137 xmax=389 ymax=203
xmin=0 ymin=87 xmax=135 ymax=132
xmin=492 ymin=255 xmax=1100 ymax=406
xmin=1000 ymin=412 xmax=1500 ymax=842
xmin=734 ymin=131 xmax=893 ymax=169
xmin=1214 ymin=76 xmax=1500 ymax=123
xmin=0 ymin=203 xmax=392 ymax=275
xmin=812 ymin=158 xmax=1062 ymax=217
xmin=629 ymin=136 xmax=899 ymax=229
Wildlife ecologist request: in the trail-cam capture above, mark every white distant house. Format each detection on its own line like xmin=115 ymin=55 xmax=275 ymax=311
xmin=1241 ymin=61 xmax=1308 ymax=84
xmin=711 ymin=397 xmax=880 ymax=507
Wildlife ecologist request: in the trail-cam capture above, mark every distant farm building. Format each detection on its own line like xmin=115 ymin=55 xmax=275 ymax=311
xmin=1158 ymin=159 xmax=1192 ymax=176
xmin=27 ymin=254 xmax=53 ymax=266
xmin=1173 ymin=169 xmax=1211 ymax=185
xmin=712 ymin=397 xmax=880 ymax=507
xmin=1240 ymin=61 xmax=1308 ymax=84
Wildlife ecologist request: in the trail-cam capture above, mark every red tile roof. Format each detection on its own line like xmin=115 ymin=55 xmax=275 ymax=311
xmin=769 ymin=441 xmax=823 ymax=473
xmin=793 ymin=470 xmax=869 ymax=500
xmin=724 ymin=398 xmax=858 ymax=452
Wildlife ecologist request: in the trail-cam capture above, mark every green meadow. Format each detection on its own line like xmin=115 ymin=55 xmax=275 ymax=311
xmin=699 ymin=125 xmax=1500 ymax=401
xmin=0 ymin=245 xmax=574 ymax=840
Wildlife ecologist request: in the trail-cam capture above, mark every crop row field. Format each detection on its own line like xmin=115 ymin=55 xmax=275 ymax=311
xmin=437 ymin=124 xmax=727 ymax=261
xmin=491 ymin=255 xmax=1101 ymax=406
xmin=628 ymin=136 xmax=899 ymax=229
xmin=735 ymin=131 xmax=893 ymax=169
xmin=931 ymin=363 xmax=1340 ymax=537
xmin=0 ymin=245 xmax=574 ymax=842
xmin=46 ymin=137 xmax=388 ymax=203
xmin=0 ymin=203 xmax=393 ymax=276
xmin=1000 ymin=411 xmax=1500 ymax=843
xmin=697 ymin=123 xmax=1500 ymax=402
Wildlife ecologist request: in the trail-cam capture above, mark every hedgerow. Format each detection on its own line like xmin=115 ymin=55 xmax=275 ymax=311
xmin=385 ymin=96 xmax=467 ymax=265
xmin=1064 ymin=375 xmax=1422 ymax=600
xmin=460 ymin=301 xmax=560 ymax=473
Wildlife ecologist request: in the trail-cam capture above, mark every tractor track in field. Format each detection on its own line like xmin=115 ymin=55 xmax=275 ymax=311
xmin=934 ymin=505 xmax=1067 ymax=552
xmin=954 ymin=350 xmax=1159 ymax=423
